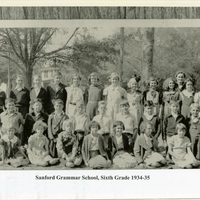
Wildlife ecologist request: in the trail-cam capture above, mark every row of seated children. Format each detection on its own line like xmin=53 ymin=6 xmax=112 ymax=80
xmin=0 ymin=95 xmax=199 ymax=169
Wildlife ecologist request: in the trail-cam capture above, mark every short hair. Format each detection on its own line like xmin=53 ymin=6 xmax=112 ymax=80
xmin=53 ymin=71 xmax=62 ymax=78
xmin=190 ymin=103 xmax=199 ymax=112
xmin=33 ymin=74 xmax=41 ymax=80
xmin=5 ymin=98 xmax=15 ymax=105
xmin=170 ymin=99 xmax=180 ymax=106
xmin=6 ymin=125 xmax=17 ymax=132
xmin=88 ymin=121 xmax=100 ymax=131
xmin=113 ymin=121 xmax=125 ymax=131
xmin=147 ymin=76 xmax=158 ymax=86
xmin=88 ymin=72 xmax=99 ymax=85
xmin=120 ymin=100 xmax=129 ymax=107
xmin=54 ymin=99 xmax=64 ymax=105
xmin=140 ymin=122 xmax=153 ymax=134
xmin=163 ymin=77 xmax=177 ymax=91
xmin=144 ymin=100 xmax=154 ymax=107
xmin=109 ymin=72 xmax=120 ymax=81
xmin=127 ymin=75 xmax=141 ymax=88
xmin=33 ymin=121 xmax=48 ymax=132
xmin=32 ymin=98 xmax=42 ymax=105
xmin=175 ymin=71 xmax=186 ymax=78
xmin=62 ymin=119 xmax=74 ymax=131
xmin=15 ymin=74 xmax=24 ymax=80
xmin=76 ymin=100 xmax=85 ymax=108
xmin=98 ymin=100 xmax=106 ymax=108
xmin=176 ymin=123 xmax=186 ymax=132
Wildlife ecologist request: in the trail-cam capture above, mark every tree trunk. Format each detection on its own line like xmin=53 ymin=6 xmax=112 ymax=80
xmin=119 ymin=27 xmax=125 ymax=82
xmin=141 ymin=28 xmax=155 ymax=89
xmin=25 ymin=63 xmax=33 ymax=89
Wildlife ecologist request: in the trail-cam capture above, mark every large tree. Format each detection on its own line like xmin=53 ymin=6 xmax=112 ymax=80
xmin=0 ymin=28 xmax=79 ymax=89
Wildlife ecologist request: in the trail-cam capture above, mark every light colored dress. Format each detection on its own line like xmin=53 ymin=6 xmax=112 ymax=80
xmin=65 ymin=85 xmax=84 ymax=117
xmin=168 ymin=135 xmax=196 ymax=168
xmin=143 ymin=134 xmax=164 ymax=165
xmin=27 ymin=134 xmax=52 ymax=165
xmin=103 ymin=85 xmax=127 ymax=121
xmin=127 ymin=91 xmax=142 ymax=126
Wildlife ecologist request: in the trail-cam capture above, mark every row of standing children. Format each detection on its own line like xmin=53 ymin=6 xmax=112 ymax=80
xmin=0 ymin=70 xmax=200 ymax=168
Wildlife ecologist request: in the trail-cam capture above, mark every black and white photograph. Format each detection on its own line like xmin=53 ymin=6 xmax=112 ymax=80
xmin=1 ymin=6 xmax=200 ymax=200
xmin=0 ymin=25 xmax=200 ymax=170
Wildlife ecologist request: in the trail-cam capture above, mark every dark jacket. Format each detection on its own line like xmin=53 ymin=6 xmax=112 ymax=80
xmin=46 ymin=82 xmax=67 ymax=114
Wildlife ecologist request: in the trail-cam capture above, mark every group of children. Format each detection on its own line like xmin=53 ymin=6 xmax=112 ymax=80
xmin=0 ymin=70 xmax=200 ymax=169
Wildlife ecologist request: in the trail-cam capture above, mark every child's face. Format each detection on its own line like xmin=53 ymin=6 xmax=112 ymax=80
xmin=130 ymin=81 xmax=138 ymax=90
xmin=33 ymin=102 xmax=42 ymax=113
xmin=145 ymin=124 xmax=153 ymax=137
xmin=145 ymin=106 xmax=153 ymax=115
xmin=34 ymin=77 xmax=41 ymax=86
xmin=36 ymin=126 xmax=44 ymax=136
xmin=76 ymin=104 xmax=84 ymax=114
xmin=111 ymin=76 xmax=119 ymax=86
xmin=72 ymin=76 xmax=80 ymax=86
xmin=186 ymin=81 xmax=193 ymax=91
xmin=115 ymin=125 xmax=123 ymax=136
xmin=191 ymin=107 xmax=199 ymax=118
xmin=7 ymin=128 xmax=15 ymax=139
xmin=120 ymin=104 xmax=129 ymax=114
xmin=16 ymin=77 xmax=23 ymax=86
xmin=6 ymin=102 xmax=15 ymax=112
xmin=170 ymin=103 xmax=179 ymax=114
xmin=91 ymin=76 xmax=98 ymax=85
xmin=149 ymin=80 xmax=157 ymax=90
xmin=53 ymin=75 xmax=61 ymax=85
xmin=177 ymin=73 xmax=185 ymax=84
xmin=98 ymin=104 xmax=106 ymax=115
xmin=177 ymin=128 xmax=186 ymax=138
xmin=169 ymin=80 xmax=175 ymax=90
xmin=64 ymin=124 xmax=73 ymax=133
xmin=54 ymin=103 xmax=63 ymax=112
xmin=90 ymin=125 xmax=99 ymax=134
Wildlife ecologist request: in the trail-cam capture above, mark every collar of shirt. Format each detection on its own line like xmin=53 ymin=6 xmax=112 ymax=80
xmin=182 ymin=90 xmax=194 ymax=98
xmin=54 ymin=111 xmax=64 ymax=116
xmin=171 ymin=112 xmax=178 ymax=119
xmin=191 ymin=116 xmax=199 ymax=123
xmin=15 ymin=85 xmax=25 ymax=91
xmin=5 ymin=110 xmax=17 ymax=116
xmin=2 ymin=135 xmax=18 ymax=143
xmin=34 ymin=86 xmax=41 ymax=91
xmin=91 ymin=134 xmax=98 ymax=141
xmin=144 ymin=112 xmax=154 ymax=121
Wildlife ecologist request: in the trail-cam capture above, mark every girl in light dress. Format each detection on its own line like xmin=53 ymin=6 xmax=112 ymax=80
xmin=65 ymin=74 xmax=84 ymax=118
xmin=112 ymin=121 xmax=137 ymax=169
xmin=177 ymin=78 xmax=195 ymax=119
xmin=27 ymin=121 xmax=59 ymax=167
xmin=127 ymin=75 xmax=142 ymax=126
xmin=103 ymin=72 xmax=127 ymax=121
xmin=162 ymin=77 xmax=178 ymax=117
xmin=134 ymin=122 xmax=166 ymax=168
xmin=142 ymin=76 xmax=162 ymax=118
xmin=168 ymin=123 xmax=199 ymax=168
